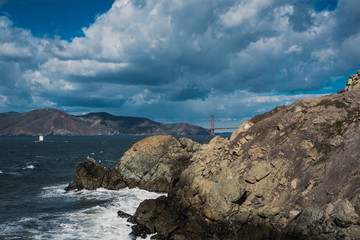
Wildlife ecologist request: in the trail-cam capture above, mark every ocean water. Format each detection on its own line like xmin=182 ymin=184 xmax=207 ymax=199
xmin=0 ymin=135 xmax=214 ymax=240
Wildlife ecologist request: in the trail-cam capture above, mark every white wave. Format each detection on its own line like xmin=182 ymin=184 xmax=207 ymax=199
xmin=40 ymin=184 xmax=67 ymax=198
xmin=23 ymin=165 xmax=35 ymax=170
xmin=37 ymin=185 xmax=166 ymax=239
xmin=0 ymin=170 xmax=2 ymax=174
xmin=1 ymin=185 xmax=166 ymax=240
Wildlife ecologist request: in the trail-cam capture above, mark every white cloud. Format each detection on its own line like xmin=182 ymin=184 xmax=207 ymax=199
xmin=240 ymin=93 xmax=326 ymax=105
xmin=40 ymin=58 xmax=128 ymax=77
xmin=220 ymin=0 xmax=273 ymax=27
xmin=23 ymin=70 xmax=51 ymax=89
xmin=54 ymin=0 xmax=173 ymax=62
xmin=0 ymin=94 xmax=9 ymax=107
xmin=31 ymin=96 xmax=57 ymax=108
xmin=0 ymin=42 xmax=33 ymax=59
xmin=285 ymin=45 xmax=303 ymax=54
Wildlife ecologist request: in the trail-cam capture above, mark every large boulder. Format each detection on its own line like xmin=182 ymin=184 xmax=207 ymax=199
xmin=115 ymin=135 xmax=200 ymax=192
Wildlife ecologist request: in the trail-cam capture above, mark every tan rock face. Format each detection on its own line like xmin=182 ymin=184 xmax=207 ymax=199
xmin=131 ymin=88 xmax=360 ymax=239
xmin=204 ymin=178 xmax=246 ymax=220
xmin=115 ymin=135 xmax=200 ymax=192
xmin=245 ymin=161 xmax=272 ymax=184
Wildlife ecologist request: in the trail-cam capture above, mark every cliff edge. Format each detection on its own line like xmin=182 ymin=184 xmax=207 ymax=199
xmin=130 ymin=71 xmax=360 ymax=239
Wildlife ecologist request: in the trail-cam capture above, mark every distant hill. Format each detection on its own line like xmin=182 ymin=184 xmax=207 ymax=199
xmin=0 ymin=112 xmax=20 ymax=118
xmin=0 ymin=108 xmax=210 ymax=136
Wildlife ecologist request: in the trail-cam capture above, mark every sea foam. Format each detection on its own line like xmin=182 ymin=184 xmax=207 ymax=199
xmin=37 ymin=185 xmax=165 ymax=240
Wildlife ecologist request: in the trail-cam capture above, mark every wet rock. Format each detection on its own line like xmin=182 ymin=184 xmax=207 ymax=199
xmin=130 ymin=196 xmax=194 ymax=239
xmin=117 ymin=210 xmax=132 ymax=219
xmin=65 ymin=158 xmax=126 ymax=191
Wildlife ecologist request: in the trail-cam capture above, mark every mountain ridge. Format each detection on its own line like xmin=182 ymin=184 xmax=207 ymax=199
xmin=0 ymin=108 xmax=210 ymax=136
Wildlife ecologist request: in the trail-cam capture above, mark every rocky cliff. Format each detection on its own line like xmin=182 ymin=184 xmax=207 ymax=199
xmin=66 ymin=135 xmax=201 ymax=192
xmin=68 ymin=71 xmax=360 ymax=239
xmin=0 ymin=109 xmax=210 ymax=136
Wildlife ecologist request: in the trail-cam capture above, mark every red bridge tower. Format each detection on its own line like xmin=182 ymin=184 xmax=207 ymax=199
xmin=211 ymin=115 xmax=215 ymax=135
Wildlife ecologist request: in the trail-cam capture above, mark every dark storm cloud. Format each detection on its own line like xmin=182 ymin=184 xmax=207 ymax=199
xmin=59 ymin=96 xmax=125 ymax=108
xmin=331 ymin=0 xmax=360 ymax=44
xmin=289 ymin=2 xmax=314 ymax=32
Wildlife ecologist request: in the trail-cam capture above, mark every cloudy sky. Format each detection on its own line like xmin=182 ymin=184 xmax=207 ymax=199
xmin=0 ymin=0 xmax=359 ymax=129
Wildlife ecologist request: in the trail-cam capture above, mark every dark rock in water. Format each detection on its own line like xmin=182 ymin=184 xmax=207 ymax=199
xmin=130 ymin=224 xmax=151 ymax=240
xmin=65 ymin=158 xmax=107 ymax=191
xmin=65 ymin=158 xmax=126 ymax=191
xmin=117 ymin=210 xmax=132 ymax=219
xmin=130 ymin=196 xmax=204 ymax=240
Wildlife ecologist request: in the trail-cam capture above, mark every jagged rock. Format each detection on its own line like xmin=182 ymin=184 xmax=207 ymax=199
xmin=117 ymin=210 xmax=132 ymax=219
xmin=130 ymin=196 xmax=208 ymax=240
xmin=203 ymin=178 xmax=246 ymax=220
xmin=65 ymin=158 xmax=126 ymax=191
xmin=245 ymin=161 xmax=272 ymax=184
xmin=333 ymin=199 xmax=359 ymax=228
xmin=230 ymin=120 xmax=253 ymax=141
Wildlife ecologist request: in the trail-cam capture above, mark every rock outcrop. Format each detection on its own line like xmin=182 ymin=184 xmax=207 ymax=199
xmin=65 ymin=158 xmax=126 ymax=191
xmin=115 ymin=135 xmax=200 ymax=192
xmin=130 ymin=77 xmax=360 ymax=239
xmin=66 ymin=135 xmax=200 ymax=192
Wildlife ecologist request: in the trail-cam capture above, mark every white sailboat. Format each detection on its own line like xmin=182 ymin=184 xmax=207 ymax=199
xmin=39 ymin=135 xmax=44 ymax=142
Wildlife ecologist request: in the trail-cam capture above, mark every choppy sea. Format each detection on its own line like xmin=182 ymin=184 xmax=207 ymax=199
xmin=0 ymin=135 xmax=214 ymax=240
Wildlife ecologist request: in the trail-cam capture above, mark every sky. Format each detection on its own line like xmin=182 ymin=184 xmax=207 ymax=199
xmin=0 ymin=0 xmax=359 ymax=130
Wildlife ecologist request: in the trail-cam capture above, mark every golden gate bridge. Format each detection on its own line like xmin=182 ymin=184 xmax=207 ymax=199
xmin=209 ymin=115 xmax=238 ymax=135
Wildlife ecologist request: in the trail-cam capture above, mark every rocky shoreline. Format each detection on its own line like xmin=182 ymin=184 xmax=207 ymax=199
xmin=67 ymin=71 xmax=360 ymax=239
